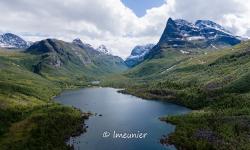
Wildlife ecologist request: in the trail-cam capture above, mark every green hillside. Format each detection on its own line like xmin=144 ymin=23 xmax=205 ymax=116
xmin=0 ymin=39 xmax=127 ymax=150
xmin=102 ymin=41 xmax=250 ymax=149
xmin=1 ymin=36 xmax=250 ymax=149
xmin=0 ymin=49 xmax=85 ymax=150
xmin=26 ymin=39 xmax=127 ymax=82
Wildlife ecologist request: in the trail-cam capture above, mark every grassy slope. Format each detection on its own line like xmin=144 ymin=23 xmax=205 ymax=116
xmin=0 ymin=49 xmax=87 ymax=150
xmin=103 ymin=41 xmax=250 ymax=149
xmin=27 ymin=39 xmax=127 ymax=83
xmin=101 ymin=48 xmax=189 ymax=87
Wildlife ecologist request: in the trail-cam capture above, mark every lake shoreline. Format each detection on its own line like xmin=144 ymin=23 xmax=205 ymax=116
xmin=56 ymin=87 xmax=191 ymax=150
xmin=67 ymin=111 xmax=92 ymax=150
xmin=117 ymin=88 xmax=194 ymax=149
xmin=52 ymin=85 xmax=93 ymax=149
xmin=118 ymin=89 xmax=194 ymax=110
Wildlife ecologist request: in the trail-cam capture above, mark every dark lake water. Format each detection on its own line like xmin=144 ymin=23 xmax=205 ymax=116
xmin=55 ymin=87 xmax=190 ymax=150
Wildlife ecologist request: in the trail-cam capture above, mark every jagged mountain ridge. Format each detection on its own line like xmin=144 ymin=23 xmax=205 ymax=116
xmin=132 ymin=18 xmax=243 ymax=67
xmin=72 ymin=38 xmax=95 ymax=50
xmin=26 ymin=38 xmax=127 ymax=76
xmin=158 ymin=18 xmax=241 ymax=48
xmin=72 ymin=38 xmax=110 ymax=55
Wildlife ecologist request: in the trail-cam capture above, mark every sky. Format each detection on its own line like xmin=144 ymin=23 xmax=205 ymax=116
xmin=121 ymin=0 xmax=165 ymax=17
xmin=0 ymin=0 xmax=250 ymax=59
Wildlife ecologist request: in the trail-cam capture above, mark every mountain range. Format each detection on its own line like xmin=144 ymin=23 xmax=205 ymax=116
xmin=26 ymin=38 xmax=127 ymax=78
xmin=0 ymin=18 xmax=242 ymax=69
xmin=0 ymin=32 xmax=127 ymax=78
xmin=103 ymin=18 xmax=250 ymax=150
xmin=116 ymin=40 xmax=250 ymax=149
xmin=1 ymin=17 xmax=250 ymax=150
xmin=125 ymin=18 xmax=242 ymax=67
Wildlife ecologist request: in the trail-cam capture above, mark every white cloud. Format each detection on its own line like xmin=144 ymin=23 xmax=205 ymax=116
xmin=0 ymin=0 xmax=250 ymax=59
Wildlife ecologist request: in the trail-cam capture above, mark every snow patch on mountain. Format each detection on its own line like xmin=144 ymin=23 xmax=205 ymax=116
xmin=125 ymin=44 xmax=155 ymax=67
xmin=180 ymin=50 xmax=190 ymax=54
xmin=187 ymin=36 xmax=205 ymax=41
xmin=195 ymin=20 xmax=232 ymax=35
xmin=158 ymin=18 xmax=241 ymax=48
xmin=128 ymin=44 xmax=155 ymax=59
xmin=0 ymin=33 xmax=29 ymax=49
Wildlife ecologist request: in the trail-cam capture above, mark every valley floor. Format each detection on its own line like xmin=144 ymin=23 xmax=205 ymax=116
xmin=1 ymin=41 xmax=250 ymax=150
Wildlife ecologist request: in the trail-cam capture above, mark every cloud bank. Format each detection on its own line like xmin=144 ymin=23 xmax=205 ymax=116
xmin=0 ymin=0 xmax=249 ymax=58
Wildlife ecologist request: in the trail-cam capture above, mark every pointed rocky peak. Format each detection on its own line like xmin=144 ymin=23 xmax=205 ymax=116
xmin=96 ymin=45 xmax=110 ymax=54
xmin=165 ymin=18 xmax=178 ymax=33
xmin=157 ymin=18 xmax=241 ymax=48
xmin=158 ymin=18 xmax=183 ymax=44
xmin=72 ymin=38 xmax=83 ymax=45
xmin=166 ymin=18 xmax=176 ymax=26
xmin=72 ymin=38 xmax=94 ymax=49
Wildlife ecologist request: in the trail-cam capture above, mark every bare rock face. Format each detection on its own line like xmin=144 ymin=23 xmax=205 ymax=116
xmin=126 ymin=18 xmax=241 ymax=67
xmin=158 ymin=18 xmax=241 ymax=48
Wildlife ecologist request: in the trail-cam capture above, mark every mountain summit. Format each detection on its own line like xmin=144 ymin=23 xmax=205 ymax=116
xmin=125 ymin=44 xmax=155 ymax=67
xmin=158 ymin=18 xmax=241 ymax=48
xmin=72 ymin=38 xmax=94 ymax=50
xmin=72 ymin=38 xmax=111 ymax=55
xmin=128 ymin=18 xmax=242 ymax=67
xmin=0 ymin=33 xmax=30 ymax=49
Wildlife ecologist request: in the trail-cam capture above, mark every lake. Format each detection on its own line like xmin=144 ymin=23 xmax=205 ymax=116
xmin=55 ymin=87 xmax=190 ymax=150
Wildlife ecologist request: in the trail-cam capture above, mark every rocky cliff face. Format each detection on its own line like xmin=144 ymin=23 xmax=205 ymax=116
xmin=158 ymin=18 xmax=241 ymax=48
